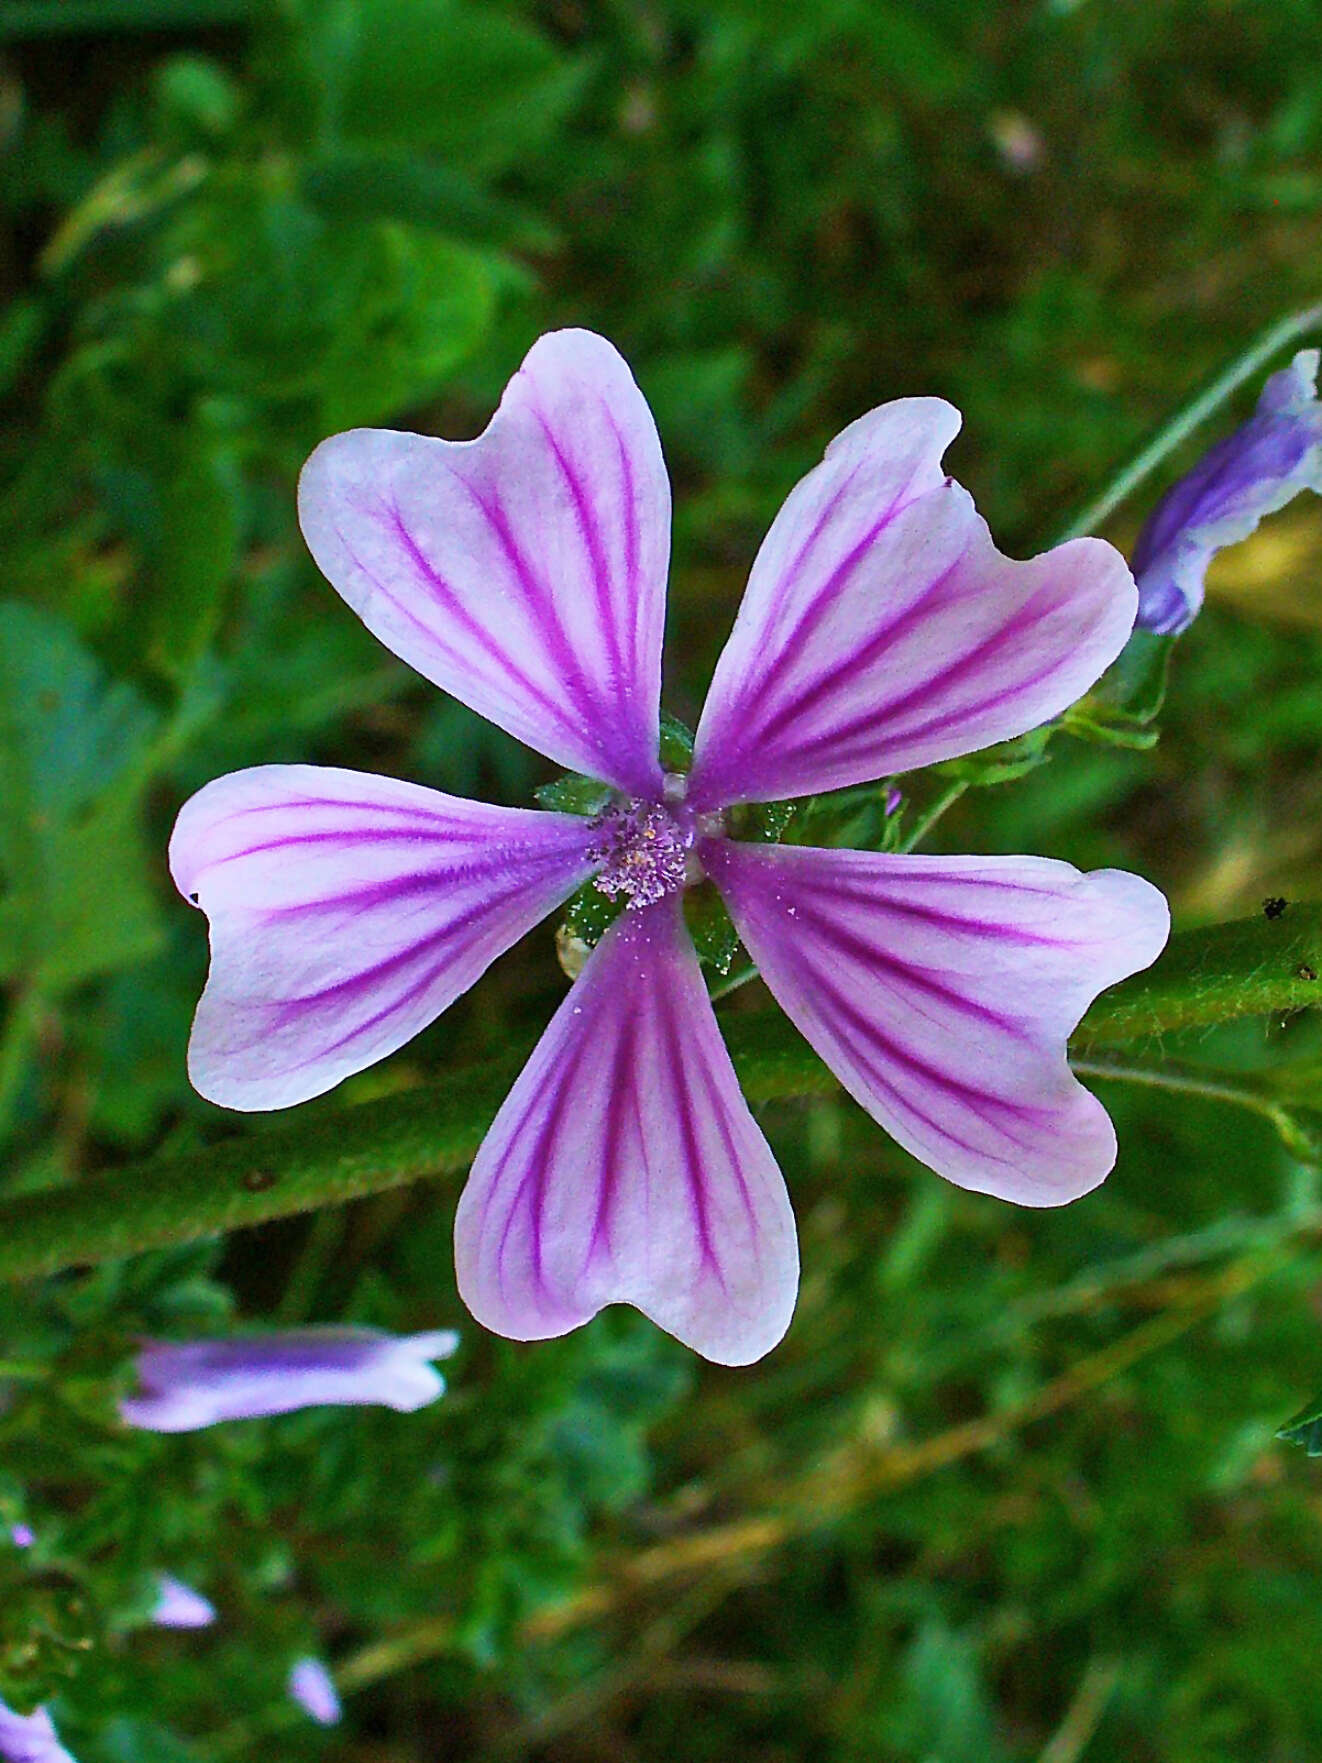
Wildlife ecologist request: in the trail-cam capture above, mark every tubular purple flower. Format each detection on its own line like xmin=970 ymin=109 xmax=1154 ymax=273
xmin=1132 ymin=347 xmax=1322 ymax=633
xmin=120 ymin=1328 xmax=459 ymax=1431
xmin=152 ymin=1574 xmax=217 ymax=1628
xmin=171 ymin=329 xmax=1170 ymax=1366
xmin=0 ymin=1700 xmax=77 ymax=1763
xmin=288 ymin=1658 xmax=342 ymax=1727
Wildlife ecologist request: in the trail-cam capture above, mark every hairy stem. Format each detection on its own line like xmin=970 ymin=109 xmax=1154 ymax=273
xmin=0 ymin=911 xmax=1315 ymax=1285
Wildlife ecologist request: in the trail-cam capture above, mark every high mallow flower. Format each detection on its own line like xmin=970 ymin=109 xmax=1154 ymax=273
xmin=120 ymin=1329 xmax=458 ymax=1431
xmin=287 ymin=1658 xmax=342 ymax=1727
xmin=172 ymin=330 xmax=1169 ymax=1366
xmin=0 ymin=1700 xmax=77 ymax=1763
xmin=1133 ymin=347 xmax=1322 ymax=634
xmin=151 ymin=1575 xmax=217 ymax=1629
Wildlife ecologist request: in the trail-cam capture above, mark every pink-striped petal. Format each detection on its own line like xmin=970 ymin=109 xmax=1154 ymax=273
xmin=298 ymin=330 xmax=670 ymax=795
xmin=703 ymin=840 xmax=1169 ymax=1204
xmin=688 ymin=401 xmax=1136 ymax=809
xmin=454 ymin=898 xmax=799 ymax=1365
xmin=171 ymin=765 xmax=599 ymax=1111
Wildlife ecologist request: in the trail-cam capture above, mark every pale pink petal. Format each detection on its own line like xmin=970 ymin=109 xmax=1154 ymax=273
xmin=454 ymin=898 xmax=799 ymax=1365
xmin=703 ymin=840 xmax=1169 ymax=1204
xmin=298 ymin=330 xmax=670 ymax=795
xmin=688 ymin=400 xmax=1136 ymax=809
xmin=171 ymin=765 xmax=599 ymax=1111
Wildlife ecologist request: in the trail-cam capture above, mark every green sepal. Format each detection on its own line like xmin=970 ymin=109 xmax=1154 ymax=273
xmin=1277 ymin=1392 xmax=1322 ymax=1457
xmin=685 ymin=883 xmax=742 ymax=976
xmin=561 ymin=877 xmax=624 ymax=947
xmin=1064 ymin=628 xmax=1174 ymax=750
xmin=725 ymin=800 xmax=796 ymax=844
xmin=1060 ymin=710 xmax=1160 ymax=751
xmin=1095 ymin=627 xmax=1175 ymax=722
xmin=533 ymin=773 xmax=615 ymax=816
xmin=936 ymin=724 xmax=1054 ymax=787
xmin=659 ymin=710 xmax=695 ymax=774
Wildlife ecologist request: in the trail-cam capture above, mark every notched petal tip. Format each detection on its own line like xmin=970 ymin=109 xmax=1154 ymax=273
xmin=297 ymin=328 xmax=671 ymax=794
xmin=705 ymin=841 xmax=1169 ymax=1209
xmin=170 ymin=764 xmax=598 ymax=1113
xmin=691 ymin=402 xmax=1138 ymax=809
xmin=455 ymin=900 xmax=799 ymax=1367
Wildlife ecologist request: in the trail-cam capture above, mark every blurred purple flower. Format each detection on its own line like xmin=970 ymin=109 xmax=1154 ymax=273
xmin=120 ymin=1328 xmax=459 ymax=1431
xmin=1133 ymin=347 xmax=1322 ymax=634
xmin=288 ymin=1658 xmax=341 ymax=1727
xmin=172 ymin=330 xmax=1168 ymax=1366
xmin=8 ymin=1525 xmax=33 ymax=1549
xmin=151 ymin=1574 xmax=216 ymax=1629
xmin=0 ymin=1700 xmax=76 ymax=1763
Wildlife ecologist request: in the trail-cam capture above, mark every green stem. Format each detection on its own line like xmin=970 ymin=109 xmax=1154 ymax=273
xmin=895 ymin=779 xmax=969 ymax=853
xmin=1054 ymin=301 xmax=1322 ymax=543
xmin=0 ymin=1017 xmax=836 ymax=1286
xmin=1069 ymin=1051 xmax=1297 ymax=1134
xmin=0 ymin=909 xmax=1316 ymax=1285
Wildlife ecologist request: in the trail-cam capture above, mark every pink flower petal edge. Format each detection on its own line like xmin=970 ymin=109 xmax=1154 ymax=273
xmin=688 ymin=402 xmax=1137 ymax=809
xmin=120 ymin=1328 xmax=459 ymax=1431
xmin=702 ymin=840 xmax=1170 ymax=1204
xmin=288 ymin=1658 xmax=342 ymax=1727
xmin=454 ymin=897 xmax=799 ymax=1366
xmin=170 ymin=765 xmax=599 ymax=1111
xmin=298 ymin=329 xmax=671 ymax=796
xmin=0 ymin=1700 xmax=77 ymax=1763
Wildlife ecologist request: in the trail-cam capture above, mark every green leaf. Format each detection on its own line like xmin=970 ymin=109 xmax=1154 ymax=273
xmin=330 ymin=0 xmax=589 ymax=175
xmin=0 ymin=603 xmax=163 ymax=992
xmin=1278 ymin=1393 xmax=1322 ymax=1457
xmin=684 ymin=883 xmax=741 ymax=976
xmin=318 ymin=222 xmax=497 ymax=430
xmin=658 ymin=711 xmax=695 ymax=775
xmin=561 ymin=878 xmax=624 ymax=948
xmin=936 ymin=723 xmax=1054 ymax=786
xmin=0 ymin=299 xmax=45 ymax=399
xmin=303 ymin=149 xmax=553 ymax=250
xmin=534 ymin=773 xmax=615 ymax=816
xmin=0 ymin=1561 xmax=99 ymax=1710
xmin=0 ymin=0 xmax=250 ymax=35
xmin=147 ymin=438 xmax=242 ymax=682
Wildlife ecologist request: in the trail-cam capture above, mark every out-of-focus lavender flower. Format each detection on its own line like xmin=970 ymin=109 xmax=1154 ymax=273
xmin=0 ymin=1699 xmax=77 ymax=1763
xmin=9 ymin=1525 xmax=33 ymax=1549
xmin=120 ymin=1328 xmax=459 ymax=1432
xmin=151 ymin=1574 xmax=216 ymax=1629
xmin=172 ymin=329 xmax=1168 ymax=1367
xmin=1133 ymin=347 xmax=1322 ymax=634
xmin=288 ymin=1658 xmax=342 ymax=1727
xmin=883 ymin=786 xmax=903 ymax=817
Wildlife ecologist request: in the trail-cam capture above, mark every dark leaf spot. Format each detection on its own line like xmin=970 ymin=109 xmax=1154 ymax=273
xmin=240 ymin=1168 xmax=277 ymax=1192
xmin=1263 ymin=897 xmax=1288 ymax=920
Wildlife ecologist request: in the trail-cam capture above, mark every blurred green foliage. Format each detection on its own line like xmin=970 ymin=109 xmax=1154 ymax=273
xmin=2 ymin=1 xmax=1322 ymax=1758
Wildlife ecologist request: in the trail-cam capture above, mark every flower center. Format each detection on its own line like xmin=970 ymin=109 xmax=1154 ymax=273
xmin=587 ymin=776 xmax=718 ymax=910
